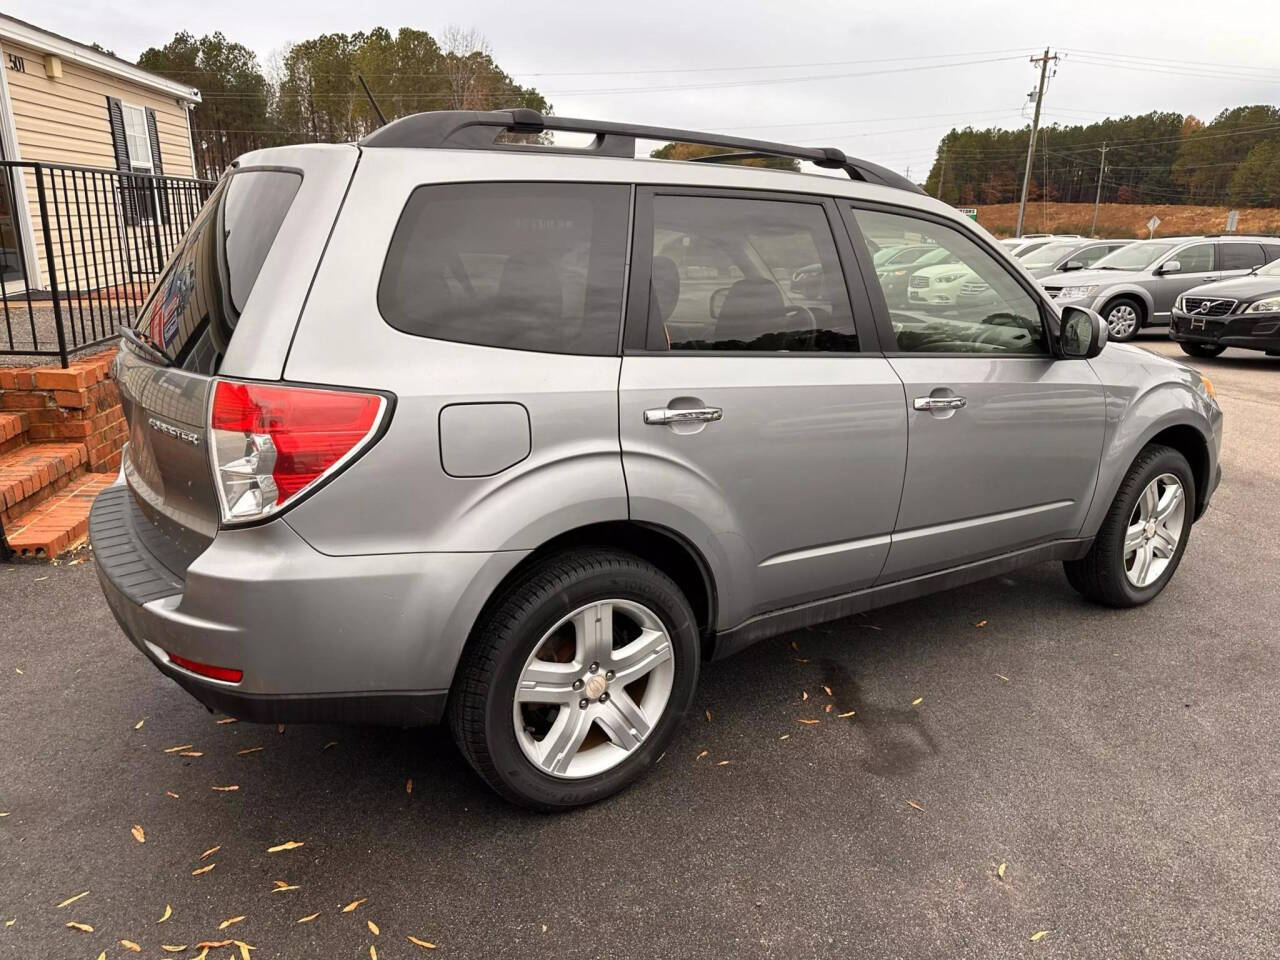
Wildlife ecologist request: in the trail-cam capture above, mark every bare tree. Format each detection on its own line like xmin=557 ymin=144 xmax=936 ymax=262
xmin=440 ymin=24 xmax=492 ymax=110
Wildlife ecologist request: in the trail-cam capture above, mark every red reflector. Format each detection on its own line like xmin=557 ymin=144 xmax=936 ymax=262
xmin=168 ymin=653 xmax=243 ymax=684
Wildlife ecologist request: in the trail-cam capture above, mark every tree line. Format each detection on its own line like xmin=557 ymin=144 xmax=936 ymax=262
xmin=138 ymin=28 xmax=547 ymax=179
xmin=923 ymin=105 xmax=1280 ymax=209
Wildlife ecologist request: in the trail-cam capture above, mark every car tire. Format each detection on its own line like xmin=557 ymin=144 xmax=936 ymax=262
xmin=1101 ymin=296 xmax=1143 ymax=341
xmin=1064 ymin=444 xmax=1195 ymax=608
xmin=448 ymin=549 xmax=699 ymax=811
xmin=1179 ymin=342 xmax=1226 ymax=358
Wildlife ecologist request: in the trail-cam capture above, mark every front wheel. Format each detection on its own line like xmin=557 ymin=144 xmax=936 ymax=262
xmin=1102 ymin=297 xmax=1143 ymax=342
xmin=1064 ymin=444 xmax=1195 ymax=607
xmin=449 ymin=549 xmax=699 ymax=810
xmin=1179 ymin=341 xmax=1226 ymax=358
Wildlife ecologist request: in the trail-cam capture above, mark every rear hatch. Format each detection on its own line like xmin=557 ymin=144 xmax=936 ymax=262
xmin=115 ymin=156 xmax=330 ymax=575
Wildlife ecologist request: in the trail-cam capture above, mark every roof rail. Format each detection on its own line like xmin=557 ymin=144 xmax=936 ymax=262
xmin=359 ymin=109 xmax=924 ymax=195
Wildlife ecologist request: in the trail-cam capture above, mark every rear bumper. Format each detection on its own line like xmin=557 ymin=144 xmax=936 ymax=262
xmin=90 ymin=484 xmax=528 ymax=726
xmin=1169 ymin=307 xmax=1280 ymax=352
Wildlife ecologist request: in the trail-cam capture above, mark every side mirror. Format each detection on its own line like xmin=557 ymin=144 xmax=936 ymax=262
xmin=1060 ymin=306 xmax=1107 ymax=359
xmin=1158 ymin=259 xmax=1181 ymax=275
xmin=709 ymin=286 xmax=730 ymax=320
xmin=1061 ymin=259 xmax=1085 ymax=272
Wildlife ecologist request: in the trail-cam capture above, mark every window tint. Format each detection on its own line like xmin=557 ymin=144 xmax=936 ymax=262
xmin=133 ymin=170 xmax=301 ymax=373
xmin=852 ymin=208 xmax=1047 ymax=355
xmin=1174 ymin=243 xmax=1215 ymax=272
xmin=379 ymin=183 xmax=630 ymax=355
xmin=1220 ymin=242 xmax=1265 ymax=271
xmin=1263 ymin=244 xmax=1280 ymax=263
xmin=646 ymin=195 xmax=857 ymax=352
xmin=1076 ymin=244 xmax=1115 ymax=267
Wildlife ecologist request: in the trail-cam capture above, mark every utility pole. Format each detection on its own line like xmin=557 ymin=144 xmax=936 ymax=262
xmin=1090 ymin=141 xmax=1108 ymax=237
xmin=1015 ymin=48 xmax=1059 ymax=237
xmin=936 ymin=144 xmax=947 ymax=200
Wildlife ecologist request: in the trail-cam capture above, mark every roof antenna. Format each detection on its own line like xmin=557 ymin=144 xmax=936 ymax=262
xmin=357 ymin=74 xmax=387 ymax=126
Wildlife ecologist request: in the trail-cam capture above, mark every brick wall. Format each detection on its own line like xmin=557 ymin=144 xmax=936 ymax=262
xmin=0 ymin=349 xmax=125 ymax=473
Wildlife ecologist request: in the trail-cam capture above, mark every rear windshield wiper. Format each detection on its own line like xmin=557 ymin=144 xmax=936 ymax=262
xmin=120 ymin=326 xmax=173 ymax=366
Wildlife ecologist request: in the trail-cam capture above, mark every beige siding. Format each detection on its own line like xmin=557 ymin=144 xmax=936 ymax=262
xmin=1 ymin=39 xmax=200 ymax=292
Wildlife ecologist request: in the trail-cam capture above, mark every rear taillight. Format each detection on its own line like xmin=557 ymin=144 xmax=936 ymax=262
xmin=167 ymin=652 xmax=243 ymax=684
xmin=209 ymin=380 xmax=387 ymax=524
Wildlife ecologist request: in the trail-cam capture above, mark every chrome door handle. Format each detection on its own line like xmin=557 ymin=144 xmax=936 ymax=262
xmin=913 ymin=396 xmax=967 ymax=411
xmin=644 ymin=406 xmax=723 ymax=426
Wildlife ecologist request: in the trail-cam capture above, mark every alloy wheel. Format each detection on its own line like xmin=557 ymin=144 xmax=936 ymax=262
xmin=1124 ymin=472 xmax=1186 ymax=588
xmin=512 ymin=599 xmax=675 ymax=779
xmin=1107 ymin=303 xmax=1138 ymax=339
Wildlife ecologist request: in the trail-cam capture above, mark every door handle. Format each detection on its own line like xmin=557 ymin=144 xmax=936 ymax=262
xmin=644 ymin=406 xmax=723 ymax=426
xmin=913 ymin=396 xmax=967 ymax=411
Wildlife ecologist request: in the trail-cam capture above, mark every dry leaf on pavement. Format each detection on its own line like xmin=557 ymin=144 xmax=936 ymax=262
xmin=825 ymin=704 xmax=832 ymax=713
xmin=705 ymin=709 xmax=711 ymax=721
xmin=166 ymin=791 xmax=180 ymax=799
xmin=297 ymin=913 xmax=320 ymax=924
xmin=370 ymin=946 xmax=378 ymax=960
xmin=823 ymin=686 xmax=833 ymax=697
xmin=120 ymin=940 xmax=142 ymax=952
xmin=179 ymin=751 xmax=203 ymax=758
xmin=906 ymin=800 xmax=925 ymax=812
xmin=342 ymin=898 xmax=367 ymax=913
xmin=406 ymin=779 xmax=413 ymax=796
xmin=911 ymin=697 xmax=923 ymax=706
xmin=368 ymin=920 xmax=380 ymax=935
xmin=408 ymin=936 xmax=437 ymax=950
xmin=801 ymin=691 xmax=809 ymax=700
xmin=161 ymin=946 xmax=188 ymax=953
xmin=267 ymin=841 xmax=304 ymax=853
xmin=163 ymin=744 xmax=194 ymax=753
xmin=322 ymin=741 xmax=338 ymax=750
xmin=212 ymin=785 xmax=240 ymax=792
xmin=56 ymin=891 xmax=89 ymax=908
xmin=192 ymin=864 xmax=216 ymax=876
xmin=216 ymin=717 xmax=238 ymax=724
xmin=218 ymin=916 xmax=245 ymax=930
xmin=1030 ymin=930 xmax=1050 ymax=942
xmin=796 ymin=718 xmax=820 ymax=725
xmin=996 ymin=674 xmax=1010 ymax=682
xmin=200 ymin=845 xmax=221 ymax=860
xmin=838 ymin=711 xmax=855 ymax=718
xmin=975 ymin=619 xmax=988 ymax=628
xmin=131 ymin=825 xmax=146 ymax=843
xmin=717 ymin=760 xmax=730 ymax=766
xmin=779 ymin=735 xmax=790 ymax=740
xmin=65 ymin=921 xmax=94 ymax=932
xmin=134 ymin=719 xmax=144 ymax=730
xmin=272 ymin=883 xmax=300 ymax=893
xmin=696 ymin=750 xmax=708 ymax=760
xmin=998 ymin=861 xmax=1007 ymax=879
xmin=158 ymin=904 xmax=172 ymax=923
xmin=237 ymin=747 xmax=264 ymax=756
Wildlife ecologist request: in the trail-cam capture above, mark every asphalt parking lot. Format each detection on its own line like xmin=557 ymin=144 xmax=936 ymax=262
xmin=2 ymin=336 xmax=1278 ymax=960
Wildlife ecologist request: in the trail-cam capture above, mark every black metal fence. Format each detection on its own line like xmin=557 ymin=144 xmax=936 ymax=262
xmin=1 ymin=160 xmax=217 ymax=367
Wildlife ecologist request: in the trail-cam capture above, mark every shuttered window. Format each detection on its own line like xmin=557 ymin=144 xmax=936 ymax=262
xmin=106 ymin=97 xmax=167 ymax=226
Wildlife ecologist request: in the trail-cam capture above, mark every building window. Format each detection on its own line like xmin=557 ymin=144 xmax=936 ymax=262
xmin=121 ymin=103 xmax=153 ymax=173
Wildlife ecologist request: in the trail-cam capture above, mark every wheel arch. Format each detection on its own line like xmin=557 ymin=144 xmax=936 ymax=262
xmin=1098 ymin=286 xmax=1153 ymax=327
xmin=1147 ymin=423 xmax=1211 ymax=520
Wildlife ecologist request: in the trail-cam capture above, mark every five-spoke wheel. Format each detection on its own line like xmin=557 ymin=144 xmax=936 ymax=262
xmin=1123 ymin=473 xmax=1186 ymax=588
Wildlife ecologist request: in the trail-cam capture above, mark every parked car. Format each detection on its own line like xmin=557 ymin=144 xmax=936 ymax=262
xmin=876 ymin=245 xmax=958 ymax=307
xmin=1041 ymin=236 xmax=1280 ymax=341
xmin=873 ymin=243 xmax=937 ymax=268
xmin=907 ymin=261 xmax=981 ymax=308
xmin=1000 ymin=235 xmax=1079 ymax=259
xmin=1169 ymin=254 xmax=1280 ymax=358
xmin=90 ymin=110 xmax=1223 ymax=810
xmin=1020 ymin=238 xmax=1133 ymax=279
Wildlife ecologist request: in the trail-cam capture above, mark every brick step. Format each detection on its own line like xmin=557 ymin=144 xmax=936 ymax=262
xmin=0 ymin=441 xmax=89 ymax=529
xmin=4 ymin=472 xmax=116 ymax=558
xmin=0 ymin=411 xmax=29 ymax=456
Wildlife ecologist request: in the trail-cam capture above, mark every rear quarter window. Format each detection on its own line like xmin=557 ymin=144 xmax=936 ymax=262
xmin=377 ymin=182 xmax=630 ymax=355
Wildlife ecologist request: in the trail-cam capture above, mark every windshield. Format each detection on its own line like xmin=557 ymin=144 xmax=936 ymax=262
xmin=1021 ymin=241 xmax=1078 ymax=267
xmin=1092 ymin=241 xmax=1176 ymax=271
xmin=1257 ymin=258 xmax=1280 ymax=278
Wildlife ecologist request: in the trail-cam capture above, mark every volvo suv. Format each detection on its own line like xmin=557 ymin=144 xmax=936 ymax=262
xmin=1041 ymin=235 xmax=1280 ymax=341
xmin=90 ymin=110 xmax=1223 ymax=810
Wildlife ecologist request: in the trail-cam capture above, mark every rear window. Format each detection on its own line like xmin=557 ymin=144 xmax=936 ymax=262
xmin=377 ymin=182 xmax=630 ymax=355
xmin=1220 ymin=242 xmax=1265 ymax=271
xmin=134 ymin=169 xmax=301 ymax=373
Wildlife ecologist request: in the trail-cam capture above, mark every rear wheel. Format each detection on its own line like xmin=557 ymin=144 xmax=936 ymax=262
xmin=1179 ymin=342 xmax=1226 ymax=358
xmin=1102 ymin=296 xmax=1143 ymax=341
xmin=1064 ymin=444 xmax=1195 ymax=607
xmin=449 ymin=549 xmax=699 ymax=810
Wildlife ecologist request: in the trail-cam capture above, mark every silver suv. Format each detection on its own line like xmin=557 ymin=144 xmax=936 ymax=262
xmin=1041 ymin=235 xmax=1280 ymax=341
xmin=90 ymin=110 xmax=1223 ymax=809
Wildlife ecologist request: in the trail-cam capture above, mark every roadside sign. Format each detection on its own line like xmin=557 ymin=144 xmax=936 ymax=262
xmin=956 ymin=207 xmax=978 ymax=221
xmin=1146 ymin=215 xmax=1161 ymax=237
xmin=1226 ymin=209 xmax=1239 ymax=233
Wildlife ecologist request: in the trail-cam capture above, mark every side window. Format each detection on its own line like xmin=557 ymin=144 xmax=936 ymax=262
xmin=378 ymin=183 xmax=630 ymax=355
xmin=1173 ymin=243 xmax=1215 ymax=273
xmin=1263 ymin=244 xmax=1280 ymax=263
xmin=646 ymin=195 xmax=858 ymax=352
xmin=851 ymin=208 xmax=1048 ymax=356
xmin=1077 ymin=244 xmax=1112 ymax=267
xmin=1220 ymin=242 xmax=1265 ymax=271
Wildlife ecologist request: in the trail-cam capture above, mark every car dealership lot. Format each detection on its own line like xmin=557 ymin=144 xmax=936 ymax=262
xmin=2 ymin=337 xmax=1278 ymax=960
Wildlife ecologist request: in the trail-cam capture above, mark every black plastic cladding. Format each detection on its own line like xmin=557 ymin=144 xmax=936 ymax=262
xmin=358 ymin=109 xmax=925 ymax=195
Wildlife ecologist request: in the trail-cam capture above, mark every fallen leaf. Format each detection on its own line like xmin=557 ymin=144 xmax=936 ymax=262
xmin=158 ymin=905 xmax=172 ymax=923
xmin=277 ymin=724 xmax=285 ymax=734
xmin=297 ymin=913 xmax=320 ymax=924
xmin=120 ymin=940 xmax=142 ymax=952
xmin=267 ymin=841 xmax=304 ymax=853
xmin=236 ymin=747 xmax=264 ymax=756
xmin=134 ymin=719 xmax=144 ymax=730
xmin=200 ymin=845 xmax=221 ymax=860
xmin=825 ymin=704 xmax=832 ymax=713
xmin=405 ymin=779 xmax=412 ymax=796
xmin=408 ymin=936 xmax=437 ymax=950
xmin=163 ymin=744 xmax=194 ymax=753
xmin=131 ymin=824 xmax=146 ymax=843
xmin=56 ymin=891 xmax=89 ymax=908
xmin=161 ymin=946 xmax=188 ymax=953
xmin=196 ymin=940 xmax=233 ymax=949
xmin=975 ymin=619 xmax=988 ymax=628
xmin=796 ymin=718 xmax=820 ymax=725
xmin=95 ymin=953 xmax=104 ymax=960
xmin=342 ymin=898 xmax=367 ymax=913
xmin=66 ymin=921 xmax=94 ymax=932
xmin=823 ymin=686 xmax=833 ymax=697
xmin=34 ymin=576 xmax=48 ymax=582
xmin=216 ymin=717 xmax=238 ymax=724
xmin=166 ymin=791 xmax=180 ymax=799
xmin=368 ymin=920 xmax=380 ymax=935
xmin=838 ymin=711 xmax=856 ymax=718
xmin=0 ymin=812 xmax=8 ymax=816
xmin=779 ymin=734 xmax=790 ymax=740
xmin=541 ymin=925 xmax=547 ymax=934
xmin=219 ymin=916 xmax=245 ymax=930
xmin=1030 ymin=930 xmax=1050 ymax=942
xmin=322 ymin=741 xmax=338 ymax=750
xmin=235 ymin=940 xmax=254 ymax=960
xmin=370 ymin=946 xmax=378 ymax=960
xmin=5 ymin=919 xmax=15 ymax=927
xmin=272 ymin=884 xmax=300 ymax=893
xmin=801 ymin=691 xmax=809 ymax=701
xmin=656 ymin=752 xmax=665 ymax=764
xmin=996 ymin=674 xmax=1010 ymax=682
xmin=705 ymin=709 xmax=711 ymax=722
xmin=193 ymin=950 xmax=209 ymax=960
xmin=212 ymin=785 xmax=240 ymax=792
xmin=192 ymin=863 xmax=216 ymax=876
xmin=793 ymin=657 xmax=809 ymax=663
xmin=790 ymin=640 xmax=799 ymax=651
xmin=717 ymin=760 xmax=730 ymax=766
xmin=906 ymin=800 xmax=925 ymax=812
xmin=696 ymin=750 xmax=708 ymax=760
xmin=998 ymin=861 xmax=1007 ymax=879
xmin=912 ymin=697 xmax=923 ymax=706
xmin=179 ymin=751 xmax=203 ymax=758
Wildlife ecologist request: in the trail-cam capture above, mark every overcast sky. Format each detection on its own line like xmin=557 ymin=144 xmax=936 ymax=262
xmin=12 ymin=0 xmax=1280 ymax=176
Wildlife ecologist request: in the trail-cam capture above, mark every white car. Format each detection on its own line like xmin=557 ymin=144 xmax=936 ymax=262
xmin=907 ymin=262 xmax=980 ymax=307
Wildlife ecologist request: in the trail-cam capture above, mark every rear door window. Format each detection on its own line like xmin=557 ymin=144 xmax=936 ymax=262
xmin=378 ymin=183 xmax=630 ymax=356
xmin=133 ymin=169 xmax=302 ymax=373
xmin=1219 ymin=242 xmax=1266 ymax=271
